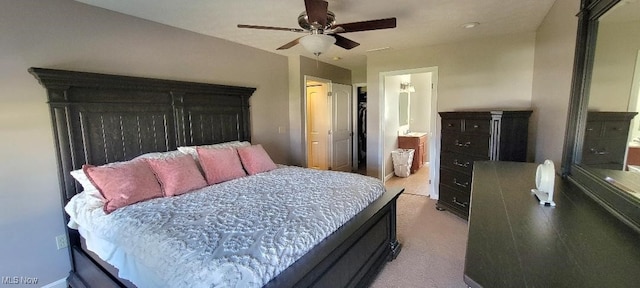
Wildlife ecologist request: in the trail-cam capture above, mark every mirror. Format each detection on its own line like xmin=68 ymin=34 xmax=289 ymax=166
xmin=583 ymin=0 xmax=640 ymax=189
xmin=565 ymin=0 xmax=640 ymax=232
xmin=399 ymin=92 xmax=410 ymax=127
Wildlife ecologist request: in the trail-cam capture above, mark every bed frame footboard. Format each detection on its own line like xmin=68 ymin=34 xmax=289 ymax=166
xmin=265 ymin=187 xmax=404 ymax=288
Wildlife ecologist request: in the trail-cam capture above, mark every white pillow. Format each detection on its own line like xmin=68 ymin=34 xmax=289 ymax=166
xmin=67 ymin=169 xmax=105 ymax=205
xmin=70 ymin=168 xmax=97 ymax=192
xmin=134 ymin=150 xmax=186 ymax=160
xmin=178 ymin=141 xmax=251 ymax=159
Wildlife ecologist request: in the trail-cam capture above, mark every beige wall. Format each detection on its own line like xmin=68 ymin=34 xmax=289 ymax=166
xmin=589 ymin=20 xmax=640 ymax=111
xmin=531 ymin=0 xmax=580 ymax=166
xmin=351 ymin=66 xmax=367 ymax=84
xmin=288 ymin=56 xmax=352 ymax=166
xmin=0 ymin=0 xmax=288 ymax=284
xmin=367 ymin=33 xmax=536 ymax=179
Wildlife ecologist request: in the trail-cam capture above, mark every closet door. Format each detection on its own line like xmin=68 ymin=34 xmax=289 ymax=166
xmin=331 ymin=83 xmax=353 ymax=172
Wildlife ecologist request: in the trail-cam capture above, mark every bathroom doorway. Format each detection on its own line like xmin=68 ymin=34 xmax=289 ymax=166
xmin=380 ymin=67 xmax=439 ymax=199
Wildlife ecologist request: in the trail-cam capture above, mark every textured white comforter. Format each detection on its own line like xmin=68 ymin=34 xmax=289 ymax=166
xmin=66 ymin=166 xmax=385 ymax=288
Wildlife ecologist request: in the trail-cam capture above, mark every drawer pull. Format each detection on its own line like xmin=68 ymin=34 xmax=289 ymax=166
xmin=455 ymin=140 xmax=471 ymax=147
xmin=447 ymin=123 xmax=454 ymax=127
xmin=453 ymin=178 xmax=469 ymax=188
xmin=452 ymin=197 xmax=468 ymax=208
xmin=473 ymin=124 xmax=479 ymax=128
xmin=453 ymin=160 xmax=470 ymax=168
xmin=589 ymin=148 xmax=609 ymax=155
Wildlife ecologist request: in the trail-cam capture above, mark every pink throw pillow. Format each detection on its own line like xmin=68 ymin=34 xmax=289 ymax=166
xmin=237 ymin=144 xmax=277 ymax=175
xmin=197 ymin=147 xmax=247 ymax=184
xmin=146 ymin=154 xmax=208 ymax=197
xmin=83 ymin=159 xmax=163 ymax=214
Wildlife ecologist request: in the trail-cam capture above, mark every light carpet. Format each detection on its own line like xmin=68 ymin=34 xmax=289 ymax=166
xmin=371 ymin=193 xmax=469 ymax=288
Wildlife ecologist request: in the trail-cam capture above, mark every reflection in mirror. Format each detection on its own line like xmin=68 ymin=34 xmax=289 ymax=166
xmin=399 ymin=92 xmax=409 ymax=127
xmin=581 ymin=0 xmax=640 ymax=201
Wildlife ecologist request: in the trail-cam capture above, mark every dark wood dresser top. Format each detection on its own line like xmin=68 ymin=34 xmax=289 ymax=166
xmin=465 ymin=161 xmax=640 ymax=288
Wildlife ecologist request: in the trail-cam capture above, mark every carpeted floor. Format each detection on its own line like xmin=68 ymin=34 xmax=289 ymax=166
xmin=372 ymin=169 xmax=469 ymax=288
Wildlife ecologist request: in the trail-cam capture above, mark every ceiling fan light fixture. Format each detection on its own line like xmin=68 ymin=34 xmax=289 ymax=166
xmin=237 ymin=1 xmax=396 ymax=55
xmin=300 ymin=34 xmax=335 ymax=56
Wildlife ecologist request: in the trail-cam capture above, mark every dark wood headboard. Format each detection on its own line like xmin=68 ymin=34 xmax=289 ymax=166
xmin=29 ymin=68 xmax=255 ymax=203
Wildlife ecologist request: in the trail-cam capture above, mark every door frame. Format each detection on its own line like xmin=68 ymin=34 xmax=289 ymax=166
xmin=303 ymin=75 xmax=332 ymax=168
xmin=379 ymin=67 xmax=440 ymax=199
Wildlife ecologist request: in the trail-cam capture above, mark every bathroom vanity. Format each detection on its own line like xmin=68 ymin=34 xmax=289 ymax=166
xmin=398 ymin=132 xmax=427 ymax=173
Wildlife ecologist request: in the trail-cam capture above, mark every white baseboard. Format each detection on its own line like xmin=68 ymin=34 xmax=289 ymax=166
xmin=385 ymin=172 xmax=394 ymax=181
xmin=41 ymin=278 xmax=66 ymax=288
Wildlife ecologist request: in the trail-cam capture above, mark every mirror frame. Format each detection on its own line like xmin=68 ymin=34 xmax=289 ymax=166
xmin=563 ymin=0 xmax=640 ymax=233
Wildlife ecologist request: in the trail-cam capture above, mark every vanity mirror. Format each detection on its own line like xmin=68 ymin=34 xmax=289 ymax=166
xmin=564 ymin=0 xmax=640 ymax=232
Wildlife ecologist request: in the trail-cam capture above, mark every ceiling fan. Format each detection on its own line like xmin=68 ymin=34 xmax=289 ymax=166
xmin=237 ymin=0 xmax=397 ymax=56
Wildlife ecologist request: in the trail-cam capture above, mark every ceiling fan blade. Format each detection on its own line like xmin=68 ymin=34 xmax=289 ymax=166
xmin=277 ymin=37 xmax=303 ymax=50
xmin=332 ymin=17 xmax=397 ymax=33
xmin=305 ymin=0 xmax=328 ymax=27
xmin=332 ymin=34 xmax=360 ymax=50
xmin=238 ymin=24 xmax=305 ymax=33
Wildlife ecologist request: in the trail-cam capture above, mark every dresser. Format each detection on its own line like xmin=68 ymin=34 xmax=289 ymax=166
xmin=398 ymin=133 xmax=427 ymax=173
xmin=581 ymin=111 xmax=637 ymax=170
xmin=465 ymin=162 xmax=640 ymax=287
xmin=438 ymin=110 xmax=531 ymax=219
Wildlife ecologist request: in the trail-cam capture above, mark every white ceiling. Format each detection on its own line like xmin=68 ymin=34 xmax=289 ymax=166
xmin=75 ymin=0 xmax=557 ymax=71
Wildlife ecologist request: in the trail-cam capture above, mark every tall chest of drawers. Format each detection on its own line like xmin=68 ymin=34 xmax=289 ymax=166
xmin=438 ymin=110 xmax=532 ymax=219
xmin=581 ymin=111 xmax=637 ymax=170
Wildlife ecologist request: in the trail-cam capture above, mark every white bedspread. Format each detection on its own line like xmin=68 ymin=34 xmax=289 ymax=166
xmin=66 ymin=166 xmax=385 ymax=288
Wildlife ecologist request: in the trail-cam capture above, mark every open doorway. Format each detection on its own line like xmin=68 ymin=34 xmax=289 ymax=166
xmin=353 ymin=84 xmax=367 ymax=174
xmin=380 ymin=67 xmax=439 ymax=199
xmin=306 ymin=78 xmax=330 ymax=169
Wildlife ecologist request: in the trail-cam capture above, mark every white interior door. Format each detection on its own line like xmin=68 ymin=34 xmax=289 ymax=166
xmin=306 ymin=82 xmax=329 ymax=170
xmin=331 ymin=83 xmax=353 ymax=172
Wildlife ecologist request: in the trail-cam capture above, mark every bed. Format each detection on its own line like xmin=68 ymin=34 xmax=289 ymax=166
xmin=30 ymin=68 xmax=403 ymax=288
